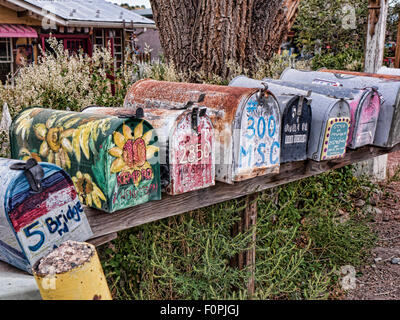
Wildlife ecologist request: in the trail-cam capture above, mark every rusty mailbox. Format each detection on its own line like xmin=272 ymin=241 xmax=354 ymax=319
xmin=82 ymin=106 xmax=215 ymax=196
xmin=281 ymin=68 xmax=397 ymax=148
xmin=260 ymin=79 xmax=351 ymax=161
xmin=280 ymin=69 xmax=381 ymax=149
xmin=0 ymin=158 xmax=93 ymax=273
xmin=10 ymin=107 xmax=161 ymax=213
xmin=229 ymin=76 xmax=312 ymax=163
xmin=124 ymin=79 xmax=282 ymax=184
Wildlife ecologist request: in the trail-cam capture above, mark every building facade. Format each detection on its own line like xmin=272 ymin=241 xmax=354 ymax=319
xmin=0 ymin=0 xmax=161 ymax=84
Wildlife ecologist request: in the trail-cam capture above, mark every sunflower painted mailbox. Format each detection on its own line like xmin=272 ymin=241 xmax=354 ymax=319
xmin=280 ymin=69 xmax=381 ymax=149
xmin=82 ymin=106 xmax=215 ymax=196
xmin=10 ymin=108 xmax=161 ymax=213
xmin=229 ymin=76 xmax=312 ymax=163
xmin=0 ymin=158 xmax=93 ymax=273
xmin=257 ymin=79 xmax=351 ymax=162
xmin=124 ymin=79 xmax=282 ymax=184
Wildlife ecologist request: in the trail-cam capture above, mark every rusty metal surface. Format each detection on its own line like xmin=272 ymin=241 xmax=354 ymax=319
xmin=82 ymin=106 xmax=215 ymax=196
xmin=320 ymin=69 xmax=400 ymax=81
xmin=124 ymin=79 xmax=282 ymax=184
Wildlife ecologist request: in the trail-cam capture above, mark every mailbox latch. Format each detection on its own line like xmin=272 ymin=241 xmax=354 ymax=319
xmin=10 ymin=158 xmax=45 ymax=193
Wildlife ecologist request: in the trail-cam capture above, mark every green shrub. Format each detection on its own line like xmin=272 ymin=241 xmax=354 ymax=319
xmin=311 ymin=48 xmax=365 ymax=71
xmin=100 ymin=166 xmax=377 ymax=300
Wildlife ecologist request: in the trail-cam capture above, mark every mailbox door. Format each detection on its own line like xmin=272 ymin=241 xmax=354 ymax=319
xmin=321 ymin=116 xmax=351 ymax=161
xmin=169 ymin=111 xmax=215 ymax=195
xmin=6 ymin=163 xmax=93 ymax=272
xmin=233 ymin=93 xmax=281 ymax=181
xmin=350 ymin=91 xmax=381 ymax=149
xmin=10 ymin=108 xmax=161 ymax=213
xmin=0 ymin=159 xmax=92 ymax=273
xmin=280 ymin=96 xmax=312 ymax=163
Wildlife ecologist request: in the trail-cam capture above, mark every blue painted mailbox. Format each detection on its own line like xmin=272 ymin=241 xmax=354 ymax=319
xmin=229 ymin=76 xmax=312 ymax=163
xmin=0 ymin=158 xmax=93 ymax=273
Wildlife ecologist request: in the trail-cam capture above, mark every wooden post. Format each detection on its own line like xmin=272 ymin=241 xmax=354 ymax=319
xmin=244 ymin=193 xmax=258 ymax=297
xmin=230 ymin=193 xmax=258 ymax=298
xmin=395 ymin=17 xmax=400 ymax=68
xmin=365 ymin=0 xmax=389 ymax=73
xmin=355 ymin=0 xmax=390 ymax=181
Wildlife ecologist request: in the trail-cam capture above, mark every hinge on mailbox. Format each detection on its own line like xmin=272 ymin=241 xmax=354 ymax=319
xmin=257 ymin=83 xmax=269 ymax=104
xmin=191 ymin=107 xmax=207 ymax=133
xmin=10 ymin=158 xmax=44 ymax=193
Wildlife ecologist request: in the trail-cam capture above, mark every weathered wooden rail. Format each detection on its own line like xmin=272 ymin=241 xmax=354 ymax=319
xmin=87 ymin=144 xmax=400 ymax=246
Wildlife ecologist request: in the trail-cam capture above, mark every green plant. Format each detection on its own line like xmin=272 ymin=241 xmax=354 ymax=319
xmin=100 ymin=166 xmax=377 ymax=300
xmin=311 ymin=48 xmax=365 ymax=71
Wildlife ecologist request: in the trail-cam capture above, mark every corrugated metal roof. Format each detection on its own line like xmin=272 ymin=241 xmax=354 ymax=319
xmin=23 ymin=0 xmax=155 ymax=24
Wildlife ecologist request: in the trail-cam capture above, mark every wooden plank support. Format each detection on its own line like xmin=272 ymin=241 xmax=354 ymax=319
xmin=88 ymin=233 xmax=118 ymax=247
xmin=229 ymin=193 xmax=258 ymax=297
xmin=86 ymin=145 xmax=400 ymax=242
xmin=244 ymin=194 xmax=258 ymax=297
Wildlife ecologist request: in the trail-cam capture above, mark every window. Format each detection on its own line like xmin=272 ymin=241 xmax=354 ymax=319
xmin=0 ymin=38 xmax=13 ymax=84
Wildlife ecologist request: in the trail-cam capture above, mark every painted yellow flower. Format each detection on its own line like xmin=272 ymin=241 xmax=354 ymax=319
xmin=33 ymin=122 xmax=74 ymax=169
xmin=19 ymin=148 xmax=41 ymax=163
xmin=14 ymin=108 xmax=43 ymax=140
xmin=109 ymin=122 xmax=158 ymax=174
xmin=72 ymin=171 xmax=106 ymax=208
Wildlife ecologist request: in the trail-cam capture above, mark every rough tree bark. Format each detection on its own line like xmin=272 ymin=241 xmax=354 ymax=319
xmin=149 ymin=0 xmax=300 ymax=79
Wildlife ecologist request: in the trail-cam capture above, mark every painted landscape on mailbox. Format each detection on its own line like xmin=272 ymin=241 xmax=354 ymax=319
xmin=10 ymin=108 xmax=161 ymax=213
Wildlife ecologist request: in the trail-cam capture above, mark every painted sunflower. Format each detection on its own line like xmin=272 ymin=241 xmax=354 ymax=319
xmin=109 ymin=122 xmax=158 ymax=175
xmin=14 ymin=108 xmax=43 ymax=140
xmin=33 ymin=122 xmax=74 ymax=169
xmin=19 ymin=148 xmax=41 ymax=162
xmin=72 ymin=171 xmax=106 ymax=208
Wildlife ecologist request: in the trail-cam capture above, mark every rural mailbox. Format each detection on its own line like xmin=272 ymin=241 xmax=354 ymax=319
xmin=281 ymin=68 xmax=398 ymax=148
xmin=82 ymin=106 xmax=215 ymax=196
xmin=280 ymin=69 xmax=381 ymax=149
xmin=229 ymin=76 xmax=312 ymax=163
xmin=0 ymin=158 xmax=93 ymax=273
xmin=260 ymin=79 xmax=351 ymax=161
xmin=124 ymin=79 xmax=282 ymax=184
xmin=10 ymin=107 xmax=161 ymax=213
xmin=377 ymin=67 xmax=400 ymax=76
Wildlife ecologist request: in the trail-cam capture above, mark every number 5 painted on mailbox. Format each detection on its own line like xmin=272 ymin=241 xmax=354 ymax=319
xmin=23 ymin=221 xmax=45 ymax=252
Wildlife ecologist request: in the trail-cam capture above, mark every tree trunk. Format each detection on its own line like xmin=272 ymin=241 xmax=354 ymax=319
xmin=149 ymin=0 xmax=300 ymax=80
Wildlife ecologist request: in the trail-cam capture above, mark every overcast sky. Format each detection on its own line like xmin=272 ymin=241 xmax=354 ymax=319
xmin=108 ymin=0 xmax=151 ymax=8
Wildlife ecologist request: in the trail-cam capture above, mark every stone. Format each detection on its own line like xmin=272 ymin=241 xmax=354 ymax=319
xmin=391 ymin=258 xmax=400 ymax=265
xmin=35 ymin=241 xmax=93 ymax=275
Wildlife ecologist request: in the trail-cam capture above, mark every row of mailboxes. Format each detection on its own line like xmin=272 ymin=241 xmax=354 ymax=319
xmin=6 ymin=73 xmax=395 ymax=215
xmin=281 ymin=68 xmax=398 ymax=148
xmin=0 ymin=158 xmax=93 ymax=273
xmin=267 ymin=78 xmax=380 ymax=151
xmin=82 ymin=106 xmax=215 ymax=196
xmin=124 ymin=79 xmax=282 ymax=184
xmin=10 ymin=107 xmax=162 ymax=213
xmin=230 ymin=76 xmax=352 ymax=162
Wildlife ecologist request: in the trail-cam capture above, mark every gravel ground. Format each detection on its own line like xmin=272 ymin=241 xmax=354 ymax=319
xmin=345 ymin=153 xmax=400 ymax=300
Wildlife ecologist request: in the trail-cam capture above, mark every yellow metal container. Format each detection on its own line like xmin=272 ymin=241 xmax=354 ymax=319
xmin=33 ymin=243 xmax=112 ymax=300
